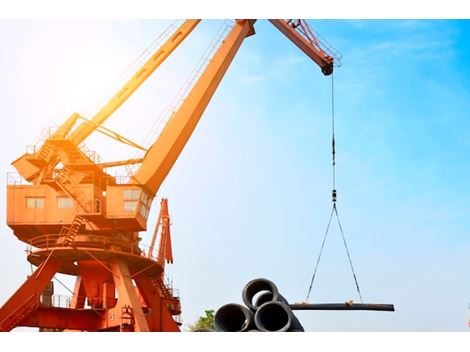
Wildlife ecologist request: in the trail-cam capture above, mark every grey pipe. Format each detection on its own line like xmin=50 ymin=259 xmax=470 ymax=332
xmin=242 ymin=278 xmax=280 ymax=311
xmin=254 ymin=301 xmax=304 ymax=332
xmin=214 ymin=303 xmax=254 ymax=332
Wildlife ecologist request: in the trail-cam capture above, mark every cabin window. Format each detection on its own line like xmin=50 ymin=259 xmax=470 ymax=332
xmin=124 ymin=201 xmax=137 ymax=212
xmin=140 ymin=192 xmax=150 ymax=206
xmin=57 ymin=197 xmax=73 ymax=209
xmin=138 ymin=191 xmax=151 ymax=218
xmin=26 ymin=197 xmax=44 ymax=209
xmin=124 ymin=189 xmax=140 ymax=201
xmin=139 ymin=204 xmax=149 ymax=218
xmin=123 ymin=189 xmax=140 ymax=212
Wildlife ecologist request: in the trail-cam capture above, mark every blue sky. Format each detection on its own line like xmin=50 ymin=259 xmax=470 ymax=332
xmin=0 ymin=19 xmax=469 ymax=331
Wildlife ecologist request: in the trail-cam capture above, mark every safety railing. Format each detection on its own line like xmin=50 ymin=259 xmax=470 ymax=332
xmin=114 ymin=174 xmax=131 ymax=185
xmin=6 ymin=172 xmax=26 ymax=186
xmin=41 ymin=294 xmax=72 ymax=309
xmin=26 ymin=124 xmax=62 ymax=155
xmin=287 ymin=19 xmax=343 ymax=67
xmin=79 ymin=143 xmax=106 ymax=165
xmin=161 ymin=274 xmax=180 ymax=299
xmin=50 ymin=295 xmax=71 ymax=308
xmin=27 ymin=233 xmax=142 ymax=257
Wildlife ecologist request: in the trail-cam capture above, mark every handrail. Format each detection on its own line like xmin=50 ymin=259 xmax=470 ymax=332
xmin=27 ymin=233 xmax=142 ymax=257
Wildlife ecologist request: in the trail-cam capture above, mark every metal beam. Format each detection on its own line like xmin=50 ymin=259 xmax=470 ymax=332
xmin=21 ymin=307 xmax=102 ymax=331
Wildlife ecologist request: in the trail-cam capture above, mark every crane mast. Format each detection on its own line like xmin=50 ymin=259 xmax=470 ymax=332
xmin=1 ymin=19 xmax=337 ymax=332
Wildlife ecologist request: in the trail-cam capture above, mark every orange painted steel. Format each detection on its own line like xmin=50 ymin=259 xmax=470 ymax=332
xmin=269 ymin=19 xmax=334 ymax=75
xmin=133 ymin=19 xmax=256 ymax=195
xmin=1 ymin=19 xmax=335 ymax=332
xmin=157 ymin=199 xmax=173 ymax=267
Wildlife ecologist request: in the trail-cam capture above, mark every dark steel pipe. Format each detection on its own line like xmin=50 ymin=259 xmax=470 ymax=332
xmin=254 ymin=291 xmax=274 ymax=307
xmin=242 ymin=278 xmax=280 ymax=311
xmin=289 ymin=303 xmax=395 ymax=312
xmin=255 ymin=291 xmax=290 ymax=307
xmin=254 ymin=301 xmax=304 ymax=332
xmin=214 ymin=303 xmax=254 ymax=332
xmin=193 ymin=328 xmax=215 ymax=332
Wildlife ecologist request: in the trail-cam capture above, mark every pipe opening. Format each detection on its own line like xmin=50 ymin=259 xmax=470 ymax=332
xmin=215 ymin=304 xmax=253 ymax=332
xmin=256 ymin=302 xmax=290 ymax=332
xmin=242 ymin=278 xmax=279 ymax=311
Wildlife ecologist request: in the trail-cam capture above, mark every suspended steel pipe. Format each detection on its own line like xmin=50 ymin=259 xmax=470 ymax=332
xmin=289 ymin=303 xmax=395 ymax=312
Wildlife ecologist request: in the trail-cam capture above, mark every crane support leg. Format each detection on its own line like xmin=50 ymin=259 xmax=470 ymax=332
xmin=109 ymin=259 xmax=149 ymax=332
xmin=0 ymin=255 xmax=62 ymax=331
xmin=134 ymin=273 xmax=180 ymax=332
xmin=69 ymin=276 xmax=86 ymax=309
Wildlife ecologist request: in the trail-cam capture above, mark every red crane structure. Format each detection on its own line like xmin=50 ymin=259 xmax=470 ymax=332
xmin=0 ymin=19 xmax=339 ymax=331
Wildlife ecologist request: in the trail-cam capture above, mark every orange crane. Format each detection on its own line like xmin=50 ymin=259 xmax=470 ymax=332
xmin=0 ymin=19 xmax=339 ymax=332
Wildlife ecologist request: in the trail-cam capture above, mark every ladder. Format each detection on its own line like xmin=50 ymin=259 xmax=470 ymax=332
xmin=58 ymin=215 xmax=86 ymax=247
xmin=55 ymin=167 xmax=91 ymax=213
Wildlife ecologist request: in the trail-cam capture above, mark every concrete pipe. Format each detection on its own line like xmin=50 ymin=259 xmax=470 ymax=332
xmin=214 ymin=303 xmax=254 ymax=332
xmin=254 ymin=301 xmax=304 ymax=332
xmin=242 ymin=278 xmax=280 ymax=311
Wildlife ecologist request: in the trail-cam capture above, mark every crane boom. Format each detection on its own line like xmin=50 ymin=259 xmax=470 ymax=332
xmin=69 ymin=19 xmax=201 ymax=144
xmin=133 ymin=19 xmax=256 ymax=195
xmin=269 ymin=19 xmax=334 ymax=75
xmin=132 ymin=19 xmax=336 ymax=195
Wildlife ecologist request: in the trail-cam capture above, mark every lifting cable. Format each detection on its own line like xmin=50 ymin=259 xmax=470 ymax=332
xmin=306 ymin=72 xmax=363 ymax=303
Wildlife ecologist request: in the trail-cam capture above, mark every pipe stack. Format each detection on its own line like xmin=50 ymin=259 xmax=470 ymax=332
xmin=214 ymin=278 xmax=304 ymax=332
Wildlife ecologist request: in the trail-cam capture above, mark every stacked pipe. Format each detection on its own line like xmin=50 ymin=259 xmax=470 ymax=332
xmin=214 ymin=278 xmax=304 ymax=332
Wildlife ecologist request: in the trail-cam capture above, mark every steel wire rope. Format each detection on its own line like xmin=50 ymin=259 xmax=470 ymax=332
xmin=305 ymin=72 xmax=363 ymax=303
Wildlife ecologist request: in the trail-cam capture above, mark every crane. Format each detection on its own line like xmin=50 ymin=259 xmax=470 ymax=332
xmin=0 ymin=19 xmax=340 ymax=332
